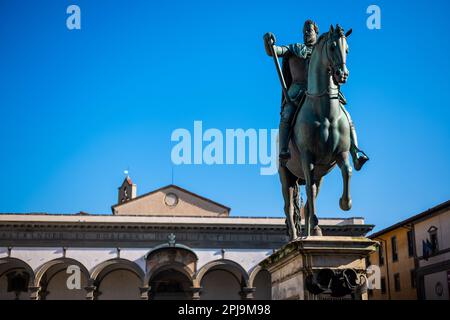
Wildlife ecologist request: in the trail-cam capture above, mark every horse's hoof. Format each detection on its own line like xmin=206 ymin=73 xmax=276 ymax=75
xmin=312 ymin=226 xmax=323 ymax=236
xmin=339 ymin=197 xmax=352 ymax=211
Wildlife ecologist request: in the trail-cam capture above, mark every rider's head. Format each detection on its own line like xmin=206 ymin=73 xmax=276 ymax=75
xmin=303 ymin=20 xmax=319 ymax=46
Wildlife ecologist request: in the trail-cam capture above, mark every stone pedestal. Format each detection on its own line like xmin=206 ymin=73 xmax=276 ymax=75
xmin=260 ymin=236 xmax=378 ymax=300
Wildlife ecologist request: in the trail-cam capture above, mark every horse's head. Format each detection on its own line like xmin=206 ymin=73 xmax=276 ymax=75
xmin=325 ymin=24 xmax=352 ymax=85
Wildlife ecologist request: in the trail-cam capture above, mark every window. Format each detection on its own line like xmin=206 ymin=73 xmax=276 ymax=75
xmin=391 ymin=236 xmax=398 ymax=262
xmin=410 ymin=270 xmax=416 ymax=289
xmin=378 ymin=243 xmax=385 ymax=266
xmin=381 ymin=277 xmax=386 ymax=294
xmin=6 ymin=271 xmax=29 ymax=293
xmin=407 ymin=230 xmax=414 ymax=257
xmin=428 ymin=226 xmax=439 ymax=254
xmin=394 ymin=273 xmax=401 ymax=292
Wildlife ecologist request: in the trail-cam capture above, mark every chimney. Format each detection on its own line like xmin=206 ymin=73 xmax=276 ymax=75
xmin=118 ymin=175 xmax=137 ymax=204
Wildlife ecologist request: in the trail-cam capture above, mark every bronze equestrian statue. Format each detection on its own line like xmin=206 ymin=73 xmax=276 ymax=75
xmin=264 ymin=22 xmax=369 ymax=239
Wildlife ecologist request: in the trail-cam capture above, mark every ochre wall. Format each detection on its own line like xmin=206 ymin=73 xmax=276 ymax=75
xmin=113 ymin=186 xmax=229 ymax=217
xmin=369 ymin=228 xmax=417 ymax=300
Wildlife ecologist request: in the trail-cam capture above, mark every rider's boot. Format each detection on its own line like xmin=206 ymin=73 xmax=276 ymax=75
xmin=350 ymin=143 xmax=369 ymax=171
xmin=279 ymin=121 xmax=291 ymax=167
xmin=348 ymin=118 xmax=369 ymax=171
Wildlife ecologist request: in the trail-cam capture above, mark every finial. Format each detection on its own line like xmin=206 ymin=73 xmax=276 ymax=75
xmin=221 ymin=248 xmax=225 ymax=259
xmin=117 ymin=247 xmax=121 ymax=258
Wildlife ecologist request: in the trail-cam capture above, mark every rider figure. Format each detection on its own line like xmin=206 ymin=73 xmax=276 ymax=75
xmin=264 ymin=20 xmax=369 ymax=171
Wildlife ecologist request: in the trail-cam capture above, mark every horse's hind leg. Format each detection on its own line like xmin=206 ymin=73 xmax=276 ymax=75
xmin=303 ymin=177 xmax=323 ymax=236
xmin=300 ymin=152 xmax=316 ymax=237
xmin=337 ymin=151 xmax=352 ymax=211
xmin=279 ymin=166 xmax=298 ymax=241
xmin=312 ymin=177 xmax=323 ymax=236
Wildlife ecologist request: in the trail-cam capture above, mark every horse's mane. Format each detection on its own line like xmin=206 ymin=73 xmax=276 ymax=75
xmin=316 ymin=31 xmax=330 ymax=46
xmin=317 ymin=31 xmax=330 ymax=45
xmin=317 ymin=25 xmax=345 ymax=45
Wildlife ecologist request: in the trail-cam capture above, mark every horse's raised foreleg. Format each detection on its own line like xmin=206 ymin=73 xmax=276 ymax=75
xmin=337 ymin=151 xmax=352 ymax=211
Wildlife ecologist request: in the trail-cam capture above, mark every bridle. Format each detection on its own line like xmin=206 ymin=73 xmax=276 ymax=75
xmin=325 ymin=32 xmax=348 ymax=84
xmin=306 ymin=32 xmax=347 ymax=99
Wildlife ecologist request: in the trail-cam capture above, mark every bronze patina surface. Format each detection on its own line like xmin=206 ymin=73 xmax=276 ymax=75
xmin=264 ymin=23 xmax=369 ymax=239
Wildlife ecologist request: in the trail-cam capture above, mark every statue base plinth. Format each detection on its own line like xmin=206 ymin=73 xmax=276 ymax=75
xmin=260 ymin=236 xmax=378 ymax=300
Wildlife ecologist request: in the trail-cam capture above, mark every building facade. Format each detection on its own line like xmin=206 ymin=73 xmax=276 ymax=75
xmin=0 ymin=177 xmax=373 ymax=300
xmin=367 ymin=200 xmax=450 ymax=300
xmin=367 ymin=223 xmax=416 ymax=299
xmin=414 ymin=201 xmax=450 ymax=300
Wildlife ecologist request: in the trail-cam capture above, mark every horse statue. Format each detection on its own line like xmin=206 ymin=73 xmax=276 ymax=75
xmin=283 ymin=24 xmax=354 ymax=238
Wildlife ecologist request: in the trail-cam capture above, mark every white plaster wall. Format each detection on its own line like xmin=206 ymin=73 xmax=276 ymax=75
xmin=0 ymin=247 xmax=149 ymax=275
xmin=65 ymin=248 xmax=116 ymax=272
xmin=195 ymin=249 xmax=272 ymax=273
xmin=9 ymin=247 xmax=63 ymax=271
xmin=0 ymin=248 xmax=8 ymax=258
xmin=117 ymin=248 xmax=148 ymax=272
xmin=0 ymin=247 xmax=272 ymax=276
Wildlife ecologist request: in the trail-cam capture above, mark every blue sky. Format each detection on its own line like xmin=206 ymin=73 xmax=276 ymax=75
xmin=0 ymin=0 xmax=449 ymax=232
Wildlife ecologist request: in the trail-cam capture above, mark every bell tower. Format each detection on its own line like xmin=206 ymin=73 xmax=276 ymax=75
xmin=118 ymin=175 xmax=137 ymax=204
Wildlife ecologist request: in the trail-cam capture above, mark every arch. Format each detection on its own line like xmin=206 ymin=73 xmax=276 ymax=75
xmin=196 ymin=259 xmax=249 ymax=300
xmin=145 ymin=243 xmax=198 ymax=261
xmin=34 ymin=258 xmax=90 ymax=300
xmin=0 ymin=257 xmax=35 ymax=283
xmin=91 ymin=258 xmax=145 ymax=300
xmin=148 ymin=264 xmax=194 ymax=300
xmin=194 ymin=259 xmax=249 ymax=288
xmin=145 ymin=261 xmax=194 ymax=285
xmin=145 ymin=244 xmax=198 ymax=285
xmin=34 ymin=257 xmax=89 ymax=287
xmin=248 ymin=266 xmax=272 ymax=300
xmin=249 ymin=265 xmax=270 ymax=288
xmin=0 ymin=257 xmax=35 ymax=300
xmin=90 ymin=258 xmax=144 ymax=284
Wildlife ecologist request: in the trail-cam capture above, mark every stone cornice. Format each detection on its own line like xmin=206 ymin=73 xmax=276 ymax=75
xmin=0 ymin=215 xmax=373 ymax=249
xmin=260 ymin=236 xmax=379 ymax=269
xmin=0 ymin=214 xmax=371 ymax=228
